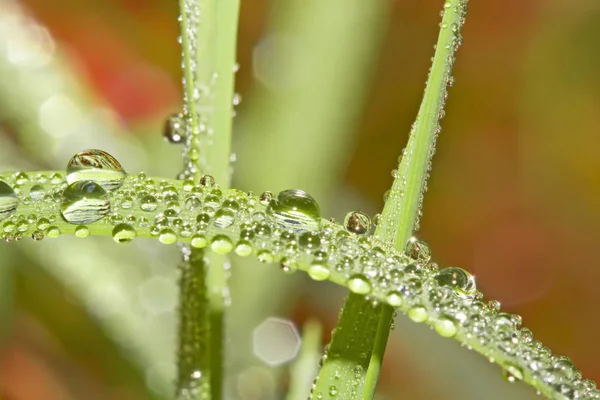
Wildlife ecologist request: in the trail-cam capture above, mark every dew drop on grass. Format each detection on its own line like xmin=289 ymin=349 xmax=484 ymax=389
xmin=344 ymin=211 xmax=371 ymax=235
xmin=66 ymin=149 xmax=126 ymax=191
xmin=308 ymin=263 xmax=330 ymax=281
xmin=213 ymin=209 xmax=235 ymax=228
xmin=46 ymin=226 xmax=60 ymax=238
xmin=501 ymin=363 xmax=524 ymax=383
xmin=0 ymin=181 xmax=18 ymax=222
xmin=234 ymin=241 xmax=253 ymax=257
xmin=407 ymin=305 xmax=428 ymax=322
xmin=405 ymin=236 xmax=431 ymax=262
xmin=434 ymin=316 xmax=458 ymax=338
xmin=112 ymin=223 xmax=137 ymax=243
xmin=433 ymin=267 xmax=476 ymax=300
xmin=163 ymin=113 xmax=186 ymax=144
xmin=75 ymin=225 xmax=90 ymax=238
xmin=347 ymin=274 xmax=372 ymax=294
xmin=266 ymin=189 xmax=321 ymax=231
xmin=190 ymin=233 xmax=208 ymax=248
xmin=211 ymin=235 xmax=233 ymax=254
xmin=140 ymin=194 xmax=158 ymax=211
xmin=386 ymin=291 xmax=403 ymax=307
xmin=159 ymin=228 xmax=178 ymax=244
xmin=29 ymin=184 xmax=45 ymax=201
xmin=60 ymin=181 xmax=110 ymax=225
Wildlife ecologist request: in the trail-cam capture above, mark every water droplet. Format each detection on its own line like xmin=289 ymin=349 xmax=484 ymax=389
xmin=501 ymin=363 xmax=523 ymax=383
xmin=213 ymin=209 xmax=235 ymax=228
xmin=298 ymin=231 xmax=321 ymax=251
xmin=329 ymin=385 xmax=338 ymax=396
xmin=140 ymin=194 xmax=158 ymax=211
xmin=386 ymin=291 xmax=403 ymax=307
xmin=66 ymin=149 xmax=126 ymax=191
xmin=60 ymin=181 xmax=110 ymax=225
xmin=405 ymin=237 xmax=431 ymax=262
xmin=235 ymin=241 xmax=253 ymax=256
xmin=29 ymin=184 xmax=45 ymax=201
xmin=74 ymin=225 xmax=90 ymax=238
xmin=257 ymin=250 xmax=274 ymax=263
xmin=112 ymin=223 xmax=136 ymax=243
xmin=191 ymin=234 xmax=208 ymax=248
xmin=434 ymin=316 xmax=458 ymax=338
xmin=347 ymin=274 xmax=372 ymax=294
xmin=0 ymin=181 xmax=18 ymax=222
xmin=163 ymin=113 xmax=186 ymax=144
xmin=280 ymin=257 xmax=297 ymax=274
xmin=433 ymin=267 xmax=476 ymax=299
xmin=200 ymin=175 xmax=215 ymax=187
xmin=344 ymin=211 xmax=371 ymax=235
xmin=259 ymin=191 xmax=272 ymax=206
xmin=407 ymin=305 xmax=428 ymax=322
xmin=159 ymin=228 xmax=178 ymax=244
xmin=46 ymin=226 xmax=60 ymax=238
xmin=308 ymin=263 xmax=330 ymax=281
xmin=211 ymin=235 xmax=233 ymax=254
xmin=266 ymin=189 xmax=321 ymax=231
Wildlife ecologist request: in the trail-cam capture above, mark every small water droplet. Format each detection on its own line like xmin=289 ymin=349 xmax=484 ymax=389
xmin=159 ymin=228 xmax=178 ymax=244
xmin=266 ymin=189 xmax=321 ymax=231
xmin=191 ymin=234 xmax=208 ymax=248
xmin=140 ymin=194 xmax=159 ymax=211
xmin=344 ymin=211 xmax=371 ymax=235
xmin=501 ymin=363 xmax=523 ymax=383
xmin=200 ymin=175 xmax=215 ymax=187
xmin=434 ymin=316 xmax=458 ymax=338
xmin=234 ymin=241 xmax=253 ymax=256
xmin=405 ymin=237 xmax=431 ymax=262
xmin=66 ymin=149 xmax=126 ymax=191
xmin=74 ymin=225 xmax=90 ymax=238
xmin=0 ymin=181 xmax=19 ymax=221
xmin=213 ymin=209 xmax=235 ymax=228
xmin=60 ymin=181 xmax=110 ymax=225
xmin=407 ymin=305 xmax=428 ymax=322
xmin=347 ymin=274 xmax=372 ymax=294
xmin=386 ymin=291 xmax=403 ymax=307
xmin=163 ymin=113 xmax=186 ymax=144
xmin=112 ymin=223 xmax=137 ymax=243
xmin=211 ymin=235 xmax=233 ymax=254
xmin=308 ymin=263 xmax=330 ymax=281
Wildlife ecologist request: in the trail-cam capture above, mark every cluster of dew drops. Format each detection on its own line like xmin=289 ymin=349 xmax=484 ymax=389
xmin=0 ymin=149 xmax=598 ymax=399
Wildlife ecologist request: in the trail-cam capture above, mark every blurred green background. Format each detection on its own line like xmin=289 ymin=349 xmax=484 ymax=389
xmin=0 ymin=0 xmax=599 ymax=399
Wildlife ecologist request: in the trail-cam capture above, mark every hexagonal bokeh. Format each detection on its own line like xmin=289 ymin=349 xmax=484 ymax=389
xmin=252 ymin=317 xmax=301 ymax=366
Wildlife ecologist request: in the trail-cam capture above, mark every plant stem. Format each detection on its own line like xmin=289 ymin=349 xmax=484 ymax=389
xmin=177 ymin=0 xmax=239 ymax=397
xmin=313 ymin=1 xmax=468 ymax=398
xmin=286 ymin=319 xmax=322 ymax=400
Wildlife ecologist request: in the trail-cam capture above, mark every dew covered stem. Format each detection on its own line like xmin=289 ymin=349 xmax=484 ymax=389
xmin=0 ymin=170 xmax=597 ymax=398
xmin=313 ymin=1 xmax=470 ymax=398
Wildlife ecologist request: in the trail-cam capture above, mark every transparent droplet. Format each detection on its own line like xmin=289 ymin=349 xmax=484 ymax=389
xmin=213 ymin=209 xmax=235 ymax=228
xmin=66 ymin=149 xmax=126 ymax=191
xmin=433 ymin=267 xmax=476 ymax=300
xmin=211 ymin=235 xmax=233 ymax=254
xmin=200 ymin=175 xmax=215 ymax=187
xmin=163 ymin=113 xmax=186 ymax=144
xmin=112 ymin=223 xmax=137 ymax=243
xmin=280 ymin=257 xmax=297 ymax=274
xmin=257 ymin=250 xmax=274 ymax=263
xmin=60 ymin=181 xmax=110 ymax=225
xmin=501 ymin=363 xmax=524 ymax=383
xmin=191 ymin=234 xmax=208 ymax=248
xmin=0 ymin=181 xmax=18 ymax=222
xmin=235 ymin=241 xmax=253 ymax=256
xmin=159 ymin=229 xmax=178 ymax=244
xmin=140 ymin=194 xmax=159 ymax=211
xmin=344 ymin=211 xmax=371 ymax=235
xmin=74 ymin=225 xmax=90 ymax=238
xmin=29 ymin=184 xmax=45 ymax=201
xmin=407 ymin=305 xmax=428 ymax=323
xmin=347 ymin=274 xmax=372 ymax=294
xmin=307 ymin=263 xmax=330 ymax=281
xmin=434 ymin=316 xmax=458 ymax=338
xmin=386 ymin=291 xmax=403 ymax=307
xmin=404 ymin=237 xmax=431 ymax=262
xmin=266 ymin=189 xmax=321 ymax=231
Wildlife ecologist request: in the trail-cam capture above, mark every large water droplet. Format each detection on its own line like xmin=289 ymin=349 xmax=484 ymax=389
xmin=66 ymin=149 xmax=126 ymax=191
xmin=266 ymin=189 xmax=321 ymax=231
xmin=0 ymin=181 xmax=18 ymax=222
xmin=344 ymin=211 xmax=371 ymax=235
xmin=433 ymin=267 xmax=476 ymax=300
xmin=60 ymin=181 xmax=110 ymax=225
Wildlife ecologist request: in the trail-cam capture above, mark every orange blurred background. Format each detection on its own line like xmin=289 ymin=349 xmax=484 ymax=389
xmin=1 ymin=0 xmax=599 ymax=399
